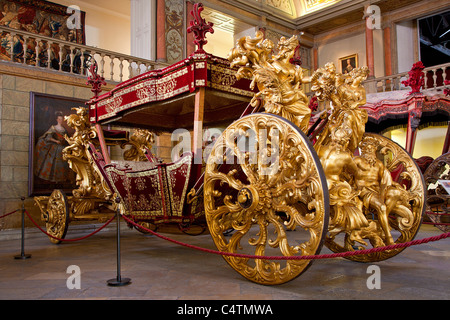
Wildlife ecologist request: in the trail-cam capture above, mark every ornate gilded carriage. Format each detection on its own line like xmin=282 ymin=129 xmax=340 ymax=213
xmin=34 ymin=4 xmax=429 ymax=285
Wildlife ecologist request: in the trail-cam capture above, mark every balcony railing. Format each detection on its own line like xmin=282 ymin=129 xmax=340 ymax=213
xmin=364 ymin=62 xmax=450 ymax=94
xmin=1 ymin=25 xmax=448 ymax=96
xmin=0 ymin=25 xmax=160 ymax=83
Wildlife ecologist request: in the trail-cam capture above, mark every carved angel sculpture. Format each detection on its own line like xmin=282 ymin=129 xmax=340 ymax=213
xmin=228 ymin=32 xmax=311 ymax=132
xmin=313 ymin=65 xmax=369 ymax=152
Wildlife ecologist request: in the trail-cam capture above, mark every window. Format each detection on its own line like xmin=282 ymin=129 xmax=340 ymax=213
xmin=418 ymin=11 xmax=450 ymax=68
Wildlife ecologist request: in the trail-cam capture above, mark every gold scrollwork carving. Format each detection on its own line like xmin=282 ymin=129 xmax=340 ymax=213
xmin=121 ymin=128 xmax=157 ymax=162
xmin=311 ymin=63 xmax=424 ymax=260
xmin=323 ymin=133 xmax=424 ymax=261
xmin=204 ymin=113 xmax=329 ymax=285
xmin=217 ymin=32 xmax=425 ymax=280
xmin=63 ymin=107 xmax=111 ymax=202
xmin=42 ymin=189 xmax=69 ymax=244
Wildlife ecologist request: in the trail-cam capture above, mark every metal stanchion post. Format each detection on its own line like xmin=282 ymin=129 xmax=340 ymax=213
xmin=14 ymin=197 xmax=31 ymax=260
xmin=107 ymin=197 xmax=131 ymax=286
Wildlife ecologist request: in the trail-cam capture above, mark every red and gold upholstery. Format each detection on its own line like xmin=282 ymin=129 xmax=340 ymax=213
xmin=90 ymin=147 xmax=201 ymax=224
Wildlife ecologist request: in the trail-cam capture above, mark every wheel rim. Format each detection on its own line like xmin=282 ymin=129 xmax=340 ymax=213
xmin=325 ymin=133 xmax=425 ymax=262
xmin=133 ymin=221 xmax=158 ymax=234
xmin=424 ymin=152 xmax=450 ymax=233
xmin=45 ymin=189 xmax=70 ymax=244
xmin=204 ymin=113 xmax=329 ymax=285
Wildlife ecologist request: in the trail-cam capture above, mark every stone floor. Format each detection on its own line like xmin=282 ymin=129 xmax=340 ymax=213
xmin=0 ymin=221 xmax=449 ymax=301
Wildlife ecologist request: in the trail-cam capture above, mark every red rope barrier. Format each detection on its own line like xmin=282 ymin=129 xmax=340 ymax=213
xmin=0 ymin=209 xmax=18 ymax=219
xmin=121 ymin=214 xmax=450 ymax=261
xmin=2 ymin=207 xmax=449 ymax=258
xmin=24 ymin=210 xmax=116 ymax=242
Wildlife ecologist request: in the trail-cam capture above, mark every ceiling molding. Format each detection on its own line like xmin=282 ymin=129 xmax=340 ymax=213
xmin=201 ymin=0 xmax=298 ymax=30
xmin=294 ymin=0 xmax=367 ymax=26
xmin=200 ymin=0 xmax=371 ymax=35
xmin=198 ymin=0 xmax=443 ymax=36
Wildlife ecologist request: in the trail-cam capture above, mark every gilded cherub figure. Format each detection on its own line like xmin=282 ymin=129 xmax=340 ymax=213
xmin=314 ymin=65 xmax=369 ymax=152
xmin=228 ymin=32 xmax=312 ymax=132
xmin=310 ymin=62 xmax=343 ymax=109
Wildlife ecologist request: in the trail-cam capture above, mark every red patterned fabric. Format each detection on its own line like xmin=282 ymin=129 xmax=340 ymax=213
xmin=100 ymin=153 xmax=201 ymax=224
xmin=88 ymin=53 xmax=255 ymax=124
xmin=363 ymin=95 xmax=450 ymax=124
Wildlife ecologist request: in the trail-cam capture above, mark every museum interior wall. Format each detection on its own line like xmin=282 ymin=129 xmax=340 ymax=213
xmin=53 ymin=0 xmax=131 ymax=55
xmin=0 ymin=0 xmax=449 ymax=233
xmin=0 ymin=67 xmax=113 ymax=230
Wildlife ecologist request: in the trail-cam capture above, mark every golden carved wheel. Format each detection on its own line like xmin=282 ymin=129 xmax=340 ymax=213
xmin=204 ymin=113 xmax=329 ymax=285
xmin=324 ymin=133 xmax=425 ymax=262
xmin=43 ymin=189 xmax=70 ymax=244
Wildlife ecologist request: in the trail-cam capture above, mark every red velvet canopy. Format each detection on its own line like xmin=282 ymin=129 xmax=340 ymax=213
xmin=87 ymin=52 xmax=256 ymax=131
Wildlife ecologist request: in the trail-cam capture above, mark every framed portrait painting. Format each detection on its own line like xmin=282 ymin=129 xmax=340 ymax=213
xmin=28 ymin=92 xmax=86 ymax=196
xmin=339 ymin=54 xmax=358 ymax=74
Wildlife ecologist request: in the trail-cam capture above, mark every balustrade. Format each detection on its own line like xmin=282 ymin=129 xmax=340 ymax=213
xmin=0 ymin=25 xmax=159 ymax=83
xmin=1 ymin=25 xmax=448 ymax=95
xmin=364 ymin=62 xmax=450 ymax=94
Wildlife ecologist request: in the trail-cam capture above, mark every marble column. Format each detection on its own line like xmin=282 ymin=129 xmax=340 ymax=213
xmin=156 ymin=0 xmax=166 ymax=63
xmin=186 ymin=1 xmax=195 ymax=56
xmin=313 ymin=46 xmax=318 ymax=71
xmin=365 ymin=18 xmax=375 ymax=78
xmin=383 ymin=25 xmax=392 ymax=77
